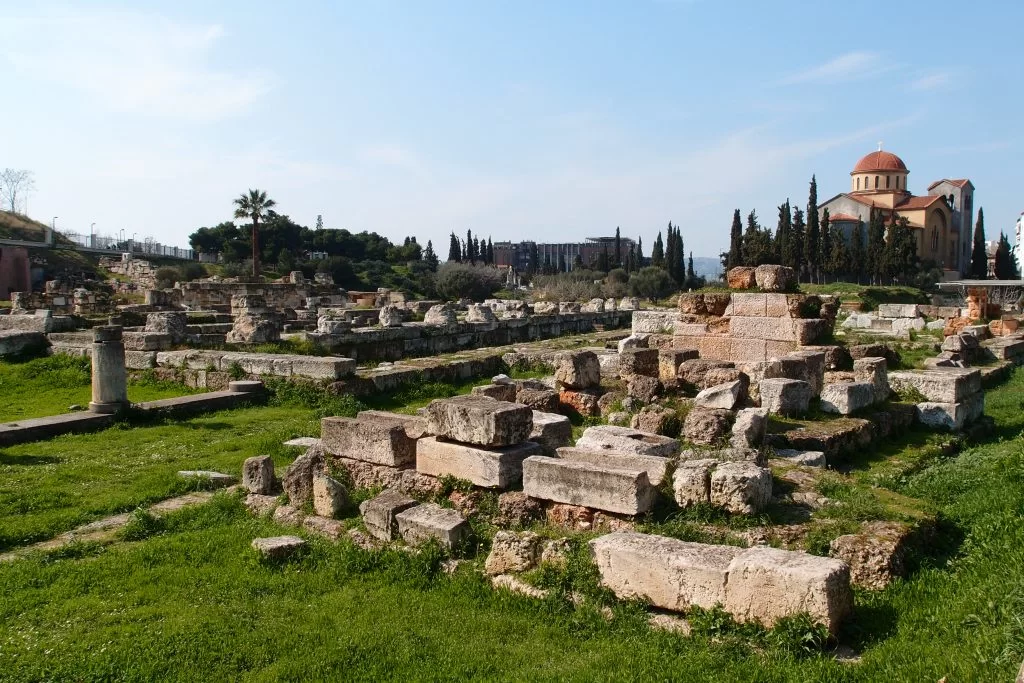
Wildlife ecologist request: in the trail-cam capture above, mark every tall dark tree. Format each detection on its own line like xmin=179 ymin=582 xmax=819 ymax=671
xmin=850 ymin=220 xmax=866 ymax=284
xmin=827 ymin=225 xmax=847 ymax=280
xmin=994 ymin=232 xmax=1019 ymax=279
xmin=819 ymin=209 xmax=832 ymax=282
xmin=627 ymin=243 xmax=637 ymax=273
xmin=866 ymin=210 xmax=887 ymax=285
xmin=727 ymin=209 xmax=743 ymax=269
xmin=776 ymin=202 xmax=791 ymax=268
xmin=804 ymin=175 xmax=819 ymax=282
xmin=446 ymin=232 xmax=461 ymax=262
xmin=486 ymin=237 xmax=494 ymax=265
xmin=742 ymin=210 xmax=774 ymax=266
xmin=232 ymin=188 xmax=276 ymax=277
xmin=614 ymin=227 xmax=622 ymax=268
xmin=636 ymin=236 xmax=644 ymax=266
xmin=884 ymin=215 xmax=919 ymax=284
xmin=558 ymin=253 xmax=567 ymax=273
xmin=423 ymin=240 xmax=439 ymax=271
xmin=970 ymin=207 xmax=988 ymax=279
xmin=686 ymin=251 xmax=697 ymax=288
xmin=651 ymin=231 xmax=665 ymax=268
xmin=790 ymin=207 xmax=805 ymax=272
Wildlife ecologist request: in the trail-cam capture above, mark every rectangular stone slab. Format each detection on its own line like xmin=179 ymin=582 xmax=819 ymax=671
xmin=589 ymin=531 xmax=741 ymax=612
xmin=522 ymin=456 xmax=656 ymax=515
xmin=529 ymin=411 xmax=572 ymax=454
xmin=416 ymin=437 xmax=540 ymax=488
xmin=356 ymin=410 xmax=429 ymax=438
xmin=888 ymin=369 xmax=981 ymax=403
xmin=425 ymin=395 xmax=533 ymax=447
xmin=359 ymin=489 xmax=418 ymax=541
xmin=573 ymin=425 xmax=678 ymax=457
xmin=395 ymin=502 xmax=470 ymax=549
xmin=321 ymin=416 xmax=418 ymax=467
xmin=819 ymin=382 xmax=876 ymax=415
xmin=556 ymin=446 xmax=671 ymax=487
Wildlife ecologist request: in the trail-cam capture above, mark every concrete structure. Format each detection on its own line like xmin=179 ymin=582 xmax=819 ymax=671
xmin=493 ymin=236 xmax=637 ymax=273
xmin=89 ymin=326 xmax=128 ymax=414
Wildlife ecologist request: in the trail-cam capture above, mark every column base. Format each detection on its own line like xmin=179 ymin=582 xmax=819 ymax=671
xmin=89 ymin=401 xmax=127 ymax=415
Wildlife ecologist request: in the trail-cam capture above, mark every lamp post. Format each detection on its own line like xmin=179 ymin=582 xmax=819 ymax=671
xmin=90 ymin=222 xmax=96 ymax=249
xmin=132 ymin=232 xmax=137 ymax=252
xmin=50 ymin=217 xmax=57 ymax=246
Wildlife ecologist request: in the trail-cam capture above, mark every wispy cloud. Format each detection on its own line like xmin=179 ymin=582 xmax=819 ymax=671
xmin=909 ymin=68 xmax=963 ymax=92
xmin=0 ymin=7 xmax=271 ymax=121
xmin=778 ymin=51 xmax=896 ymax=85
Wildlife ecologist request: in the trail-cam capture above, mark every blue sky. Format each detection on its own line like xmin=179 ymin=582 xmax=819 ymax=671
xmin=1 ymin=1 xmax=1021 ymax=257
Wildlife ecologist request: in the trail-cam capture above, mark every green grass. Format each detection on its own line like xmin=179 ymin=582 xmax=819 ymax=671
xmin=0 ymin=355 xmax=198 ymax=422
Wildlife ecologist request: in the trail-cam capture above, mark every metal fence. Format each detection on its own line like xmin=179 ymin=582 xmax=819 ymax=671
xmin=57 ymin=231 xmax=196 ymax=261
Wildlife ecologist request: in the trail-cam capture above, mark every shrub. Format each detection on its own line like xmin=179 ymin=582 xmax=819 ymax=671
xmin=532 ymin=270 xmax=603 ymax=302
xmin=628 ymin=267 xmax=675 ymax=301
xmin=435 ymin=262 xmax=503 ymax=301
xmin=178 ymin=262 xmax=207 ymax=281
xmin=154 ymin=267 xmax=179 ymax=289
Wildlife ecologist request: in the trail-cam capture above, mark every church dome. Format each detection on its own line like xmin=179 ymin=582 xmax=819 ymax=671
xmin=852 ymin=150 xmax=907 ymax=173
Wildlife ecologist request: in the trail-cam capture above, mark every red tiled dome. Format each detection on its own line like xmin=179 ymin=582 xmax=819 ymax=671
xmin=852 ymin=150 xmax=907 ymax=173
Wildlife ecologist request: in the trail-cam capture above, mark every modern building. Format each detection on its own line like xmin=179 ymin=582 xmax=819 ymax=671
xmin=819 ymin=148 xmax=974 ymax=277
xmin=492 ymin=236 xmax=636 ymax=273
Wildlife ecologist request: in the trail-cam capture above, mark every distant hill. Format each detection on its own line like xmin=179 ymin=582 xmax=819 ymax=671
xmin=692 ymin=256 xmax=723 ymax=281
xmin=0 ymin=210 xmax=50 ymax=241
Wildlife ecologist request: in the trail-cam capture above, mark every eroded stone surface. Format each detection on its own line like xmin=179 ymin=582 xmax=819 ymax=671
xmin=360 ymin=489 xmax=418 ymax=541
xmin=242 ymin=455 xmax=275 ymax=494
xmin=425 ymin=395 xmax=533 ymax=447
xmin=553 ymin=350 xmax=601 ymax=390
xmin=485 ymin=531 xmax=541 ymax=575
xmin=759 ymin=378 xmax=812 ymax=415
xmin=574 ymin=425 xmax=678 ymax=457
xmin=395 ymin=502 xmax=470 ymax=549
xmin=252 ymin=536 xmax=305 ymax=560
xmin=415 ymin=437 xmax=540 ymax=488
xmin=557 ymin=446 xmax=671 ymax=487
xmin=523 ymin=456 xmax=657 ymax=515
xmin=282 ymin=449 xmax=324 ymax=506
xmin=312 ymin=474 xmax=348 ymax=518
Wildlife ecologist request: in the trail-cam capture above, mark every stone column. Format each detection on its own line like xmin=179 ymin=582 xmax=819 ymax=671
xmin=89 ymin=326 xmax=128 ymax=414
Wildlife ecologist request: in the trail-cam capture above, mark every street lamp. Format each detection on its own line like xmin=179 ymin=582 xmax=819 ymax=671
xmin=90 ymin=222 xmax=96 ymax=249
xmin=50 ymin=217 xmax=57 ymax=246
xmin=132 ymin=233 xmax=137 ymax=253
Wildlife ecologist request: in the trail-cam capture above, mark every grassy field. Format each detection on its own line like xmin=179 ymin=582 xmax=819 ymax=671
xmin=0 ymin=360 xmax=1023 ymax=679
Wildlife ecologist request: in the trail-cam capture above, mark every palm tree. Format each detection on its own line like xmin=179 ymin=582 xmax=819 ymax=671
xmin=232 ymin=189 xmax=276 ymax=277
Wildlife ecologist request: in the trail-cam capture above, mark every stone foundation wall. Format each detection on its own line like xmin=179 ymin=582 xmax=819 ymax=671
xmin=177 ymin=280 xmax=345 ymax=311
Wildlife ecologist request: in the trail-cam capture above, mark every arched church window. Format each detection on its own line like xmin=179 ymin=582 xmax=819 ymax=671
xmin=895 ymin=176 xmax=899 ymax=189
xmin=931 ymin=227 xmax=938 ymax=251
xmin=874 ymin=176 xmax=879 ymax=189
xmin=886 ymin=175 xmax=891 ymax=189
xmin=856 ymin=177 xmax=860 ymax=190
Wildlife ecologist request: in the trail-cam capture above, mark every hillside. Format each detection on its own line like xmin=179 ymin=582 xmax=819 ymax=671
xmin=0 ymin=210 xmax=50 ymax=241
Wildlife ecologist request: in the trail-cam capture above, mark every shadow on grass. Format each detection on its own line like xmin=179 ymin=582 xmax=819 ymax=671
xmin=0 ymin=453 xmax=64 ymax=466
xmin=841 ymin=602 xmax=899 ymax=650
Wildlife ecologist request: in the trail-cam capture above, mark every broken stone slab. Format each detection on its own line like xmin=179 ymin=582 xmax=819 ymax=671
xmin=730 ymin=408 xmax=768 ymax=449
xmin=556 ymin=446 xmax=671 ymax=487
xmin=771 ymin=448 xmax=826 ymax=467
xmin=694 ymin=380 xmax=745 ymax=410
xmin=829 ymin=520 xmax=916 ymax=590
xmin=312 ymin=474 xmax=349 ymax=518
xmin=759 ymin=378 xmax=812 ymax=415
xmin=529 ymin=411 xmax=572 ymax=454
xmin=754 ymin=265 xmax=796 ymax=292
xmin=819 ymin=382 xmax=876 ymax=415
xmin=321 ymin=415 xmax=419 ymax=467
xmin=574 ymin=425 xmax=678 ymax=458
xmin=672 ymin=459 xmax=719 ymax=507
xmin=617 ymin=333 xmax=650 ymax=353
xmin=877 ymin=303 xmax=920 ymax=318
xmin=283 ymin=436 xmax=320 ymax=449
xmin=683 ymin=407 xmax=733 ymax=446
xmin=484 ymin=531 xmax=541 ymax=575
xmin=282 ymin=448 xmax=324 ymax=506
xmin=522 ymin=456 xmax=657 ymax=515
xmin=252 ymin=536 xmax=305 ymax=560
xmin=243 ymin=493 xmax=280 ymax=516
xmin=658 ymin=348 xmax=698 ymax=383
xmin=471 ymin=383 xmax=518 ymax=402
xmin=359 ymin=489 xmax=419 ymax=541
xmin=853 ymin=357 xmax=889 ymax=403
xmin=888 ymin=368 xmax=981 ymax=403
xmin=786 ymin=350 xmax=826 ymax=396
xmin=355 ymin=410 xmax=429 ymax=439
xmin=415 ymin=437 xmax=541 ymax=488
xmin=516 ymin=387 xmax=560 ymax=412
xmin=177 ymin=470 xmax=236 ymax=488
xmin=553 ymin=350 xmax=602 ymax=390
xmin=916 ymin=394 xmax=984 ymax=431
xmin=302 ymin=515 xmax=345 ymax=540
xmin=709 ymin=462 xmax=772 ymax=515
xmin=619 ymin=348 xmax=659 ymax=378
xmin=242 ymin=455 xmax=276 ymax=495
xmin=425 ymin=395 xmax=533 ymax=447
xmin=395 ymin=502 xmax=471 ymax=550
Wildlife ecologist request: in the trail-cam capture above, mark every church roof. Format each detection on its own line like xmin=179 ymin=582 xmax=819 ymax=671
xmin=895 ymin=195 xmax=947 ymax=210
xmin=852 ymin=150 xmax=907 ymax=173
xmin=828 ymin=212 xmax=861 ymax=221
xmin=926 ymin=178 xmax=974 ymax=191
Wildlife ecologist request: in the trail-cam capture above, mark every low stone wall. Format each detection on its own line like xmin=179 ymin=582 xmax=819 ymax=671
xmin=178 ymin=280 xmax=342 ymax=311
xmin=307 ymin=310 xmax=633 ymax=362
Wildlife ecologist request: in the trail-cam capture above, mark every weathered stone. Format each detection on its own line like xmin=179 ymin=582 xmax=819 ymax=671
xmin=709 ymin=462 xmax=772 ymax=514
xmin=849 ymin=343 xmax=900 ymax=367
xmin=581 ymin=297 xmax=605 ymax=313
xmin=916 ymin=394 xmax=984 ymax=431
xmin=497 ymin=491 xmax=544 ymax=526
xmin=626 ymin=375 xmax=662 ymax=403
xmin=673 ymin=459 xmax=716 ymax=507
xmin=727 ymin=266 xmax=758 ymax=289
xmin=378 ymin=304 xmax=404 ymax=327
xmin=730 ymin=408 xmax=767 ymax=449
xmin=554 ymin=350 xmax=602 ymax=390
xmin=557 ymin=446 xmax=672 ymax=487
xmin=888 ymin=369 xmax=981 ymax=403
xmin=619 ymin=297 xmax=640 ymax=310
xmin=546 ymin=503 xmax=595 ymax=530
xmin=759 ymin=378 xmax=812 ymax=415
xmin=395 ymin=502 xmax=471 ymax=549
xmin=891 ymin=317 xmax=926 ymax=335
xmin=424 ymin=304 xmax=458 ymax=326
xmin=658 ymin=348 xmax=697 ymax=383
xmin=683 ymin=407 xmax=733 ymax=446
xmin=754 ymin=265 xmax=796 ymax=292
xmin=619 ymin=348 xmax=659 ymax=378
xmin=303 ymin=515 xmax=345 ymax=540
xmin=485 ymin=531 xmax=541 ymax=575
xmin=533 ymin=301 xmax=558 ymax=315
xmin=321 ymin=416 xmax=418 ymax=467
xmin=243 ymin=493 xmax=279 ymax=516
xmin=574 ymin=425 xmax=678 ymax=457
xmin=618 ymin=333 xmax=650 ymax=353
xmin=516 ymin=387 xmax=560 ymax=413
xmin=677 ymin=359 xmax=735 ymax=392
xmin=177 ymin=470 xmax=236 ymax=487
xmin=786 ymin=350 xmax=826 ymax=395
xmin=694 ymin=380 xmax=745 ymax=410
xmin=355 ymin=410 xmax=429 ymax=439
xmin=252 ymin=536 xmax=305 ymax=560
xmin=242 ymin=455 xmax=275 ymax=494
xmin=415 ymin=437 xmax=540 ymax=488
xmin=226 ymin=314 xmax=280 ymax=344
xmin=282 ymin=449 xmax=324 ymax=506
xmin=466 ymin=304 xmax=497 ymax=323
xmin=541 ymin=538 xmax=572 ymax=567
xmin=425 ymin=395 xmax=533 ymax=447
xmin=559 ymin=301 xmax=581 ymax=314
xmin=630 ymin=404 xmax=680 ymax=436
xmin=772 ymin=448 xmax=826 ymax=467
xmin=853 ymin=357 xmax=889 ymax=403
xmin=829 ymin=521 xmax=915 ymax=590
xmin=471 ymin=383 xmax=518 ymax=402
xmin=359 ymin=489 xmax=418 ymax=541
xmin=523 ymin=456 xmax=657 ymax=515
xmin=272 ymin=504 xmax=306 ymax=527
xmin=312 ymin=474 xmax=348 ymax=518
xmin=819 ymin=382 xmax=876 ymax=415
xmin=144 ymin=311 xmax=187 ymax=343
xmin=529 ymin=411 xmax=572 ymax=454
xmin=877 ymin=303 xmax=920 ymax=318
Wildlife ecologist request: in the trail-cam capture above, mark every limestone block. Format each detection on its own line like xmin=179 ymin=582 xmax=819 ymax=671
xmin=252 ymin=536 xmax=305 ymax=560
xmin=553 ymin=350 xmax=602 ymax=390
xmin=355 ymin=410 xmax=429 ymax=439
xmin=694 ymin=380 xmax=745 ymax=410
xmin=888 ymin=369 xmax=981 ymax=403
xmin=415 ymin=437 xmax=540 ymax=488
xmin=673 ymin=459 xmax=717 ymax=507
xmin=559 ymin=302 xmax=581 ymax=314
xmin=772 ymin=449 xmax=827 ymax=467
xmin=759 ymin=378 xmax=812 ymax=416
xmin=321 ymin=416 xmax=418 ymax=467
xmin=727 ymin=316 xmax=794 ymax=342
xmin=529 ymin=411 xmax=572 ymax=454
xmin=244 ymin=493 xmax=280 ymax=516
xmin=723 ymin=546 xmax=853 ymax=634
xmin=853 ymin=357 xmax=889 ymax=403
xmin=786 ymin=350 xmax=826 ymax=395
xmin=471 ymin=383 xmax=518 ymax=402
xmin=522 ymin=456 xmax=657 ymax=515
xmin=272 ymin=505 xmax=306 ymax=527
xmin=709 ymin=462 xmax=772 ymax=514
xmin=377 ymin=304 xmax=404 ymax=327
xmin=424 ymin=304 xmax=459 ymax=325
xmin=242 ymin=455 xmax=275 ymax=494
xmin=485 ymin=531 xmax=541 ymax=575
xmin=302 ymin=515 xmax=345 ymax=540
xmin=395 ymin=502 xmax=470 ymax=549
xmin=581 ymin=297 xmax=605 ymax=313
xmin=891 ymin=317 xmax=926 ymax=335
xmin=558 ymin=389 xmax=602 ymax=416
xmin=515 ymin=387 xmax=560 ymax=413
xmin=683 ymin=407 xmax=733 ymax=445
xmin=425 ymin=395 xmax=533 ymax=447
xmin=819 ymin=382 xmax=876 ymax=415
xmin=574 ymin=425 xmax=678 ymax=457
xmin=658 ymin=348 xmax=697 ymax=383
xmin=312 ymin=474 xmax=349 ymax=518
xmin=359 ymin=489 xmax=419 ymax=541
xmin=828 ymin=521 xmax=913 ymax=590
xmin=533 ymin=301 xmax=557 ymax=315
xmin=557 ymin=446 xmax=672 ymax=487
xmin=794 ymin=319 xmax=831 ymax=345
xmin=677 ymin=359 xmax=735 ymax=390
xmin=730 ymin=408 xmax=768 ymax=449
xmin=877 ymin=303 xmax=920 ymax=318
xmin=589 ymin=532 xmax=741 ymax=611
xmin=619 ymin=348 xmax=659 ymax=378
xmin=754 ymin=265 xmax=796 ymax=292
xmin=626 ymin=375 xmax=662 ymax=402
xmin=282 ymin=448 xmax=324 ymax=506
xmin=618 ymin=334 xmax=650 ymax=354
xmin=728 ymin=293 xmax=766 ymax=316
xmin=177 ymin=470 xmax=235 ymax=487
xmin=916 ymin=394 xmax=984 ymax=431
xmin=629 ymin=404 xmax=678 ymax=436
xmin=466 ymin=304 xmax=497 ymax=323
xmin=727 ymin=266 xmax=757 ymax=289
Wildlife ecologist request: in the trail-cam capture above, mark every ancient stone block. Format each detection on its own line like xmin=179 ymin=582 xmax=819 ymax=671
xmin=321 ymin=416 xmax=418 ymax=467
xmin=471 ymin=383 xmax=518 ymax=402
xmin=673 ymin=459 xmax=716 ymax=507
xmin=516 ymin=387 xmax=560 ymax=413
xmin=677 ymin=359 xmax=734 ymax=390
xmin=466 ymin=304 xmax=497 ymax=323
xmin=356 ymin=410 xmax=429 ymax=438
xmin=618 ymin=334 xmax=650 ymax=353
xmin=559 ymin=389 xmax=602 ymax=416
xmin=574 ymin=425 xmax=678 ymax=457
xmin=626 ymin=375 xmax=662 ymax=402
xmin=424 ymin=304 xmax=458 ymax=326
xmin=272 ymin=504 xmax=306 ymax=527
xmin=359 ymin=489 xmax=419 ymax=541
xmin=694 ymin=380 xmax=745 ymax=410
xmin=242 ymin=455 xmax=275 ymax=494
xmin=787 ymin=350 xmax=826 ymax=395
xmin=729 ymin=293 xmax=767 ymax=316
xmin=727 ymin=266 xmax=757 ymax=290
xmin=497 ymin=491 xmax=544 ymax=526
xmin=772 ymin=448 xmax=826 ymax=467
xmin=754 ymin=264 xmax=796 ymax=292
xmin=888 ymin=368 xmax=981 ymax=403
xmin=522 ymin=456 xmax=657 ymax=515
xmin=877 ymin=303 xmax=920 ymax=318
xmin=619 ymin=348 xmax=659 ymax=378
xmin=395 ymin=502 xmax=470 ymax=549
xmin=829 ymin=521 xmax=915 ymax=590
xmin=557 ymin=446 xmax=672 ymax=487
xmin=853 ymin=357 xmax=889 ymax=403
xmin=416 ymin=437 xmax=540 ymax=488
xmin=730 ymin=408 xmax=768 ymax=449
xmin=302 ymin=515 xmax=345 ymax=540
xmin=683 ymin=407 xmax=733 ymax=445
xmin=282 ymin=448 xmax=324 ymax=506
xmin=759 ymin=378 xmax=812 ymax=416
xmin=177 ymin=470 xmax=235 ymax=487
xmin=252 ymin=536 xmax=305 ymax=560
xmin=553 ymin=350 xmax=601 ymax=390
xmin=709 ymin=462 xmax=772 ymax=514
xmin=630 ymin=404 xmax=679 ymax=436
xmin=529 ymin=411 xmax=572 ymax=454
xmin=916 ymin=394 xmax=984 ymax=431
xmin=819 ymin=382 xmax=876 ymax=415
xmin=425 ymin=395 xmax=533 ymax=447
xmin=312 ymin=474 xmax=348 ymax=518
xmin=485 ymin=531 xmax=541 ymax=575
xmin=729 ymin=316 xmax=795 ymax=342
xmin=658 ymin=348 xmax=697 ymax=383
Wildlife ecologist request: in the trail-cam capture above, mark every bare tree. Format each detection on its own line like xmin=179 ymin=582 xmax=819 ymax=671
xmin=0 ymin=168 xmax=36 ymax=214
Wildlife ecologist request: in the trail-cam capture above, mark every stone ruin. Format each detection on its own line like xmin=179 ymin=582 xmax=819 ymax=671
xmin=8 ymin=279 xmax=114 ymax=317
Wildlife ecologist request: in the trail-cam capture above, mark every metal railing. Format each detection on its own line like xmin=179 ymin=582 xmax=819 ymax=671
xmin=56 ymin=231 xmax=196 ymax=261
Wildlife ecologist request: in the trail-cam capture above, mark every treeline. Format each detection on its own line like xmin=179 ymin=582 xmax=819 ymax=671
xmin=447 ymin=229 xmax=495 ymax=265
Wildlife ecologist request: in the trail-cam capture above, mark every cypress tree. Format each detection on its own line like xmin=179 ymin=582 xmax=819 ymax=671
xmin=614 ymin=227 xmax=622 ymax=268
xmin=486 ymin=237 xmax=494 ymax=265
xmin=866 ymin=210 xmax=887 ymax=285
xmin=790 ymin=205 xmax=804 ymax=269
xmin=424 ymin=240 xmax=439 ymax=271
xmin=686 ymin=251 xmax=696 ymax=288
xmin=727 ymin=209 xmax=742 ymax=269
xmin=448 ymin=232 xmax=461 ymax=262
xmin=827 ymin=225 xmax=847 ymax=280
xmin=994 ymin=232 xmax=1018 ymax=279
xmin=652 ymin=231 xmax=665 ymax=268
xmin=804 ymin=175 xmax=819 ymax=282
xmin=636 ymin=236 xmax=644 ymax=266
xmin=970 ymin=207 xmax=988 ymax=279
xmin=742 ymin=210 xmax=761 ymax=266
xmin=819 ymin=209 xmax=832 ymax=282
xmin=776 ymin=202 xmax=791 ymax=268
xmin=850 ymin=221 xmax=866 ymax=284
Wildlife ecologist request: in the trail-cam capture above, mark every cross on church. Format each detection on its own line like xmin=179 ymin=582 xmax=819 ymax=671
xmin=877 ymin=141 xmax=883 ymax=151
